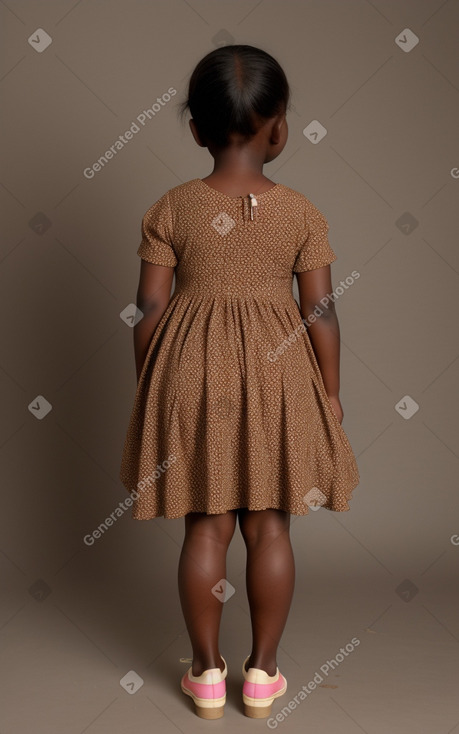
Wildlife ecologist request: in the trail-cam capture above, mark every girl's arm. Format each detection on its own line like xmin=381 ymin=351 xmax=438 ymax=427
xmin=134 ymin=260 xmax=175 ymax=381
xmin=296 ymin=265 xmax=343 ymax=422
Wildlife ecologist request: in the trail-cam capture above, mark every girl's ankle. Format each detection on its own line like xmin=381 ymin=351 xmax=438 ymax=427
xmin=192 ymin=656 xmax=224 ymax=676
xmin=245 ymin=656 xmax=277 ymax=676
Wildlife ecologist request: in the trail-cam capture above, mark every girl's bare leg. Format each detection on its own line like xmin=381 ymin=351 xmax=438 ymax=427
xmin=237 ymin=508 xmax=295 ymax=676
xmin=178 ymin=509 xmax=238 ymax=676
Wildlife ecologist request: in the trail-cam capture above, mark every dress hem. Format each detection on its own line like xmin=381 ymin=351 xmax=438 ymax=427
xmin=129 ymin=484 xmax=360 ymax=520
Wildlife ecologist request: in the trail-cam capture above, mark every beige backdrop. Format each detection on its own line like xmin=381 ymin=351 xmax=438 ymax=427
xmin=1 ymin=1 xmax=459 ymax=732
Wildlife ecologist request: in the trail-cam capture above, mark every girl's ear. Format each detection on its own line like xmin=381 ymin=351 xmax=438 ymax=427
xmin=270 ymin=113 xmax=286 ymax=144
xmin=189 ymin=119 xmax=206 ymax=147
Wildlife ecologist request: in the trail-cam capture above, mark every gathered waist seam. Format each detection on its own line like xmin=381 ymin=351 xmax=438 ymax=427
xmin=171 ymin=290 xmax=295 ymax=305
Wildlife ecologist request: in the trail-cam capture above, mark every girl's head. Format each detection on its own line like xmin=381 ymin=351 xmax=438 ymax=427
xmin=179 ymin=44 xmax=290 ymax=149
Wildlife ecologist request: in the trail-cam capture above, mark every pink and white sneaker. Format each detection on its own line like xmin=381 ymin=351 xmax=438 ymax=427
xmin=242 ymin=655 xmax=287 ymax=718
xmin=181 ymin=656 xmax=227 ymax=719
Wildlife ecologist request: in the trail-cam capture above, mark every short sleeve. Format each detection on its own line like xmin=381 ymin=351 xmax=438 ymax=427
xmin=137 ymin=191 xmax=178 ymax=267
xmin=292 ymin=201 xmax=337 ymax=273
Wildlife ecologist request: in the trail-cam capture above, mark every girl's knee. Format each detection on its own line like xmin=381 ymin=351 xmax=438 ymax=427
xmin=184 ymin=509 xmax=237 ymax=545
xmin=238 ymin=508 xmax=290 ymax=545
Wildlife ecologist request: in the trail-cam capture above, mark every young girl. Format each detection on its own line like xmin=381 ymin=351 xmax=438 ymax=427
xmin=119 ymin=44 xmax=360 ymax=720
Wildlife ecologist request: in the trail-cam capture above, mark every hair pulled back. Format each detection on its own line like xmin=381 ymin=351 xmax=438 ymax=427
xmin=179 ymin=44 xmax=290 ymax=148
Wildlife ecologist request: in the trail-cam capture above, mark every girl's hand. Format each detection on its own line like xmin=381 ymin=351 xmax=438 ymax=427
xmin=328 ymin=394 xmax=343 ymax=424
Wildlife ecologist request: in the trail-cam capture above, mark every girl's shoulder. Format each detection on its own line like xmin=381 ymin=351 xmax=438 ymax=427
xmin=273 ymin=183 xmax=327 ymax=214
